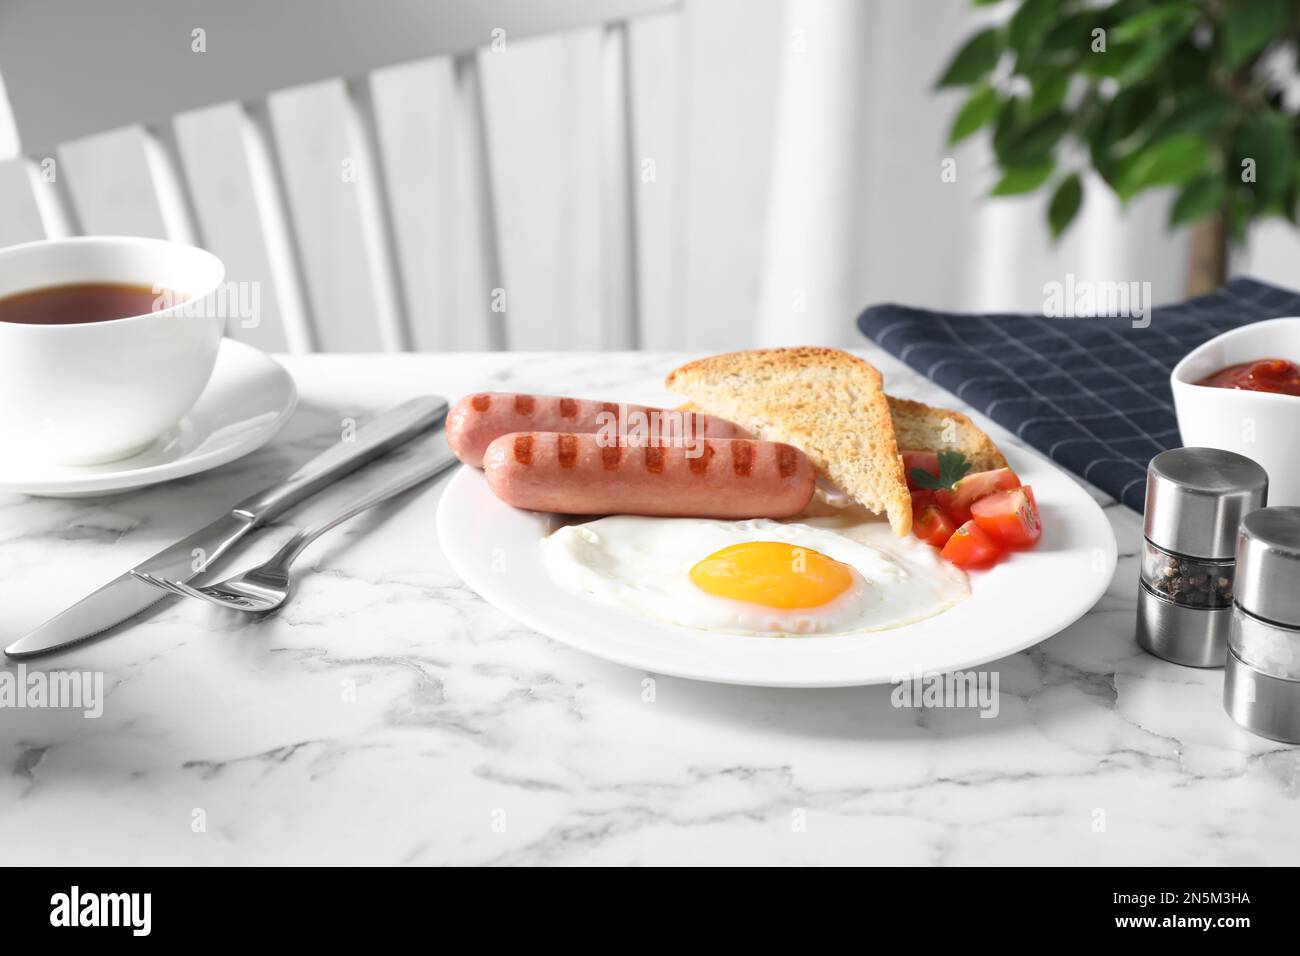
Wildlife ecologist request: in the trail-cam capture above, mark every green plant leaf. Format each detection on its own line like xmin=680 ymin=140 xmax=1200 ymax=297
xmin=936 ymin=27 xmax=1003 ymax=87
xmin=1043 ymin=11 xmax=1103 ymax=54
xmin=1026 ymin=72 xmax=1070 ymax=120
xmin=1009 ymin=111 xmax=1071 ymax=162
xmin=1144 ymin=93 xmax=1232 ymax=144
xmin=1234 ymin=114 xmax=1297 ymax=203
xmin=992 ymin=102 xmax=1070 ymax=167
xmin=1087 ymin=102 xmax=1125 ymax=192
xmin=1078 ymin=40 xmax=1140 ymax=78
xmin=1224 ymin=0 xmax=1288 ymax=67
xmin=1048 ymin=172 xmax=1084 ymax=238
xmin=991 ymin=98 xmax=1021 ymax=161
xmin=1116 ymin=133 xmax=1210 ymax=198
xmin=1112 ymin=3 xmax=1195 ymax=44
xmin=1165 ymin=42 xmax=1214 ymax=92
xmin=1073 ymin=84 xmax=1105 ymax=135
xmin=1169 ymin=172 xmax=1225 ymax=226
xmin=1116 ymin=19 xmax=1194 ymax=85
xmin=949 ymin=85 xmax=1002 ymax=145
xmin=1009 ymin=0 xmax=1059 ymax=53
xmin=992 ymin=158 xmax=1055 ymax=196
xmin=1226 ymin=192 xmax=1250 ymax=242
xmin=1099 ymin=84 xmax=1160 ymax=151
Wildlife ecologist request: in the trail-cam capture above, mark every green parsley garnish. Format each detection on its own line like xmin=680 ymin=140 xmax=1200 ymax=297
xmin=910 ymin=450 xmax=971 ymax=491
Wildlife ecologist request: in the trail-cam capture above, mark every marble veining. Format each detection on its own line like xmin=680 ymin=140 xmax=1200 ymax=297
xmin=1 ymin=349 xmax=1297 ymax=866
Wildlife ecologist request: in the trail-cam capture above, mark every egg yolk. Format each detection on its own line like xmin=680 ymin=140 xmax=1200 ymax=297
xmin=688 ymin=541 xmax=854 ymax=609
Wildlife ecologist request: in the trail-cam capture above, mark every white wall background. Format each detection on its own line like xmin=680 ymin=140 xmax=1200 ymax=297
xmin=0 ymin=0 xmax=1296 ymax=352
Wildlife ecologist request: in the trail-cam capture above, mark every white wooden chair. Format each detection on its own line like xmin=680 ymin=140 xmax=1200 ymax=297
xmin=0 ymin=0 xmax=676 ymax=352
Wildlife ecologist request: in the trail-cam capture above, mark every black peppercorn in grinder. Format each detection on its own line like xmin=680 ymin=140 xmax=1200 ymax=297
xmin=1137 ymin=447 xmax=1268 ymax=667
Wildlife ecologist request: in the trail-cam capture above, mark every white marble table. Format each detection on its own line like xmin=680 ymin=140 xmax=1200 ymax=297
xmin=2 ymin=348 xmax=1297 ymax=866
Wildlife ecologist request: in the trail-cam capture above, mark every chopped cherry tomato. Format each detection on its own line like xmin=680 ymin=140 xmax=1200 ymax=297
xmin=902 ymin=451 xmax=940 ymax=490
xmin=938 ymin=467 xmax=1021 ymax=524
xmin=914 ymin=504 xmax=957 ymax=548
xmin=910 ymin=488 xmax=936 ymax=516
xmin=972 ymin=485 xmax=1042 ymax=548
xmin=940 ymin=520 xmax=1002 ymax=568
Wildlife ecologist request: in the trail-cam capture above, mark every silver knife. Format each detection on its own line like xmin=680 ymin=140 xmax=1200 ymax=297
xmin=4 ymin=396 xmax=449 ymax=659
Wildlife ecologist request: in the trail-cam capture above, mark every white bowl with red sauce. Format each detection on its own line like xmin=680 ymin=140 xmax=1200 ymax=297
xmin=1171 ymin=316 xmax=1300 ymax=505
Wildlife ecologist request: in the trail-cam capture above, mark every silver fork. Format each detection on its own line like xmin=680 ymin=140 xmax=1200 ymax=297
xmin=135 ymin=451 xmax=457 ymax=612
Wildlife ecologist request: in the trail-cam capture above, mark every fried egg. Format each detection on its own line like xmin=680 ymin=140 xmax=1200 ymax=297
xmin=540 ymin=515 xmax=968 ymax=636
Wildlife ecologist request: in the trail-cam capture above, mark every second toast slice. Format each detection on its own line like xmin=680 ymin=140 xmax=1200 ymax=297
xmin=887 ymin=396 xmax=1007 ymax=472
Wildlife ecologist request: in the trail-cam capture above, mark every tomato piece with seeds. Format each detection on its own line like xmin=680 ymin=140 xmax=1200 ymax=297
xmin=938 ymin=467 xmax=1021 ymax=524
xmin=902 ymin=451 xmax=940 ymax=490
xmin=914 ymin=504 xmax=957 ymax=548
xmin=971 ymin=485 xmax=1042 ymax=548
xmin=940 ymin=519 xmax=1002 ymax=568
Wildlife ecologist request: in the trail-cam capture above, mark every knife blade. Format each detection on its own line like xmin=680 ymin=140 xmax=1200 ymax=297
xmin=5 ymin=395 xmax=449 ymax=659
xmin=4 ymin=514 xmax=256 ymax=659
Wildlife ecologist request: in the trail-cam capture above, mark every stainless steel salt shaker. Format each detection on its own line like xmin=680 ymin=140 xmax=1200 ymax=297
xmin=1224 ymin=507 xmax=1300 ymax=742
xmin=1136 ymin=448 xmax=1268 ymax=667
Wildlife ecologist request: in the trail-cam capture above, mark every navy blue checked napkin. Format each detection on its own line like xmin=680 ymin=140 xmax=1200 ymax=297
xmin=858 ymin=278 xmax=1300 ymax=511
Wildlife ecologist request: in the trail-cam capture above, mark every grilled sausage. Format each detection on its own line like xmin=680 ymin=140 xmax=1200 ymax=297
xmin=483 ymin=432 xmax=815 ymax=518
xmin=447 ymin=391 xmax=744 ymax=467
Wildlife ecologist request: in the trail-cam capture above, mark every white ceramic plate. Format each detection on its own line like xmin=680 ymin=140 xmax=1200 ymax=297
xmin=437 ymin=442 xmax=1118 ymax=687
xmin=0 ymin=338 xmax=296 ymax=497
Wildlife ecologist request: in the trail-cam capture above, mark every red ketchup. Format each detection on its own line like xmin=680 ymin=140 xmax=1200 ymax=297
xmin=1196 ymin=358 xmax=1300 ymax=396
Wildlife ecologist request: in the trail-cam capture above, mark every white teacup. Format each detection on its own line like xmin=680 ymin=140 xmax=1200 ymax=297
xmin=0 ymin=236 xmax=226 ymax=465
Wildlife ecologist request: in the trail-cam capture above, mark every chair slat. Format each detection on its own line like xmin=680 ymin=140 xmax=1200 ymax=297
xmin=24 ymin=153 xmax=81 ymax=238
xmin=343 ymin=76 xmax=412 ymax=352
xmin=239 ymin=97 xmax=316 ymax=353
xmin=600 ymin=23 xmax=640 ymax=349
xmin=141 ymin=120 xmax=204 ymax=247
xmin=452 ymin=53 xmax=506 ymax=351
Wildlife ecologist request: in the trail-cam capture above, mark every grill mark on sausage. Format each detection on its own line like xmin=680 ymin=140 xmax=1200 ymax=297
xmin=644 ymin=445 xmax=665 ymax=474
xmin=777 ymin=444 xmax=799 ymax=478
xmin=513 ymin=434 xmax=534 ymax=465
xmin=601 ymin=444 xmax=622 ymax=470
xmin=687 ymin=442 xmax=715 ymax=475
xmin=470 ymin=393 xmax=491 ymax=412
xmin=514 ymin=394 xmax=535 ymax=415
xmin=558 ymin=397 xmax=578 ymax=419
xmin=556 ymin=433 xmax=578 ymax=468
xmin=732 ymin=440 xmax=754 ymax=477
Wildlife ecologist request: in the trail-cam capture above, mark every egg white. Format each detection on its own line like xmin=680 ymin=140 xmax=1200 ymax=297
xmin=539 ymin=515 xmax=969 ymax=636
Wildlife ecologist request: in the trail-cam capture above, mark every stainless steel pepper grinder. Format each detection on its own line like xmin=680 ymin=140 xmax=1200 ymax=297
xmin=1224 ymin=507 xmax=1300 ymax=743
xmin=1136 ymin=447 xmax=1268 ymax=667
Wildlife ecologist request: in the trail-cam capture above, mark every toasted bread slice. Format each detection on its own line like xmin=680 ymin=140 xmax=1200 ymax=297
xmin=682 ymin=395 xmax=1007 ymax=473
xmin=886 ymin=396 xmax=1007 ymax=472
xmin=666 ymin=348 xmax=912 ymax=535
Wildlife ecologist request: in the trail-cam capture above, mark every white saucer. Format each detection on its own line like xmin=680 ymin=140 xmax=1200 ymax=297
xmin=0 ymin=339 xmax=297 ymax=498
